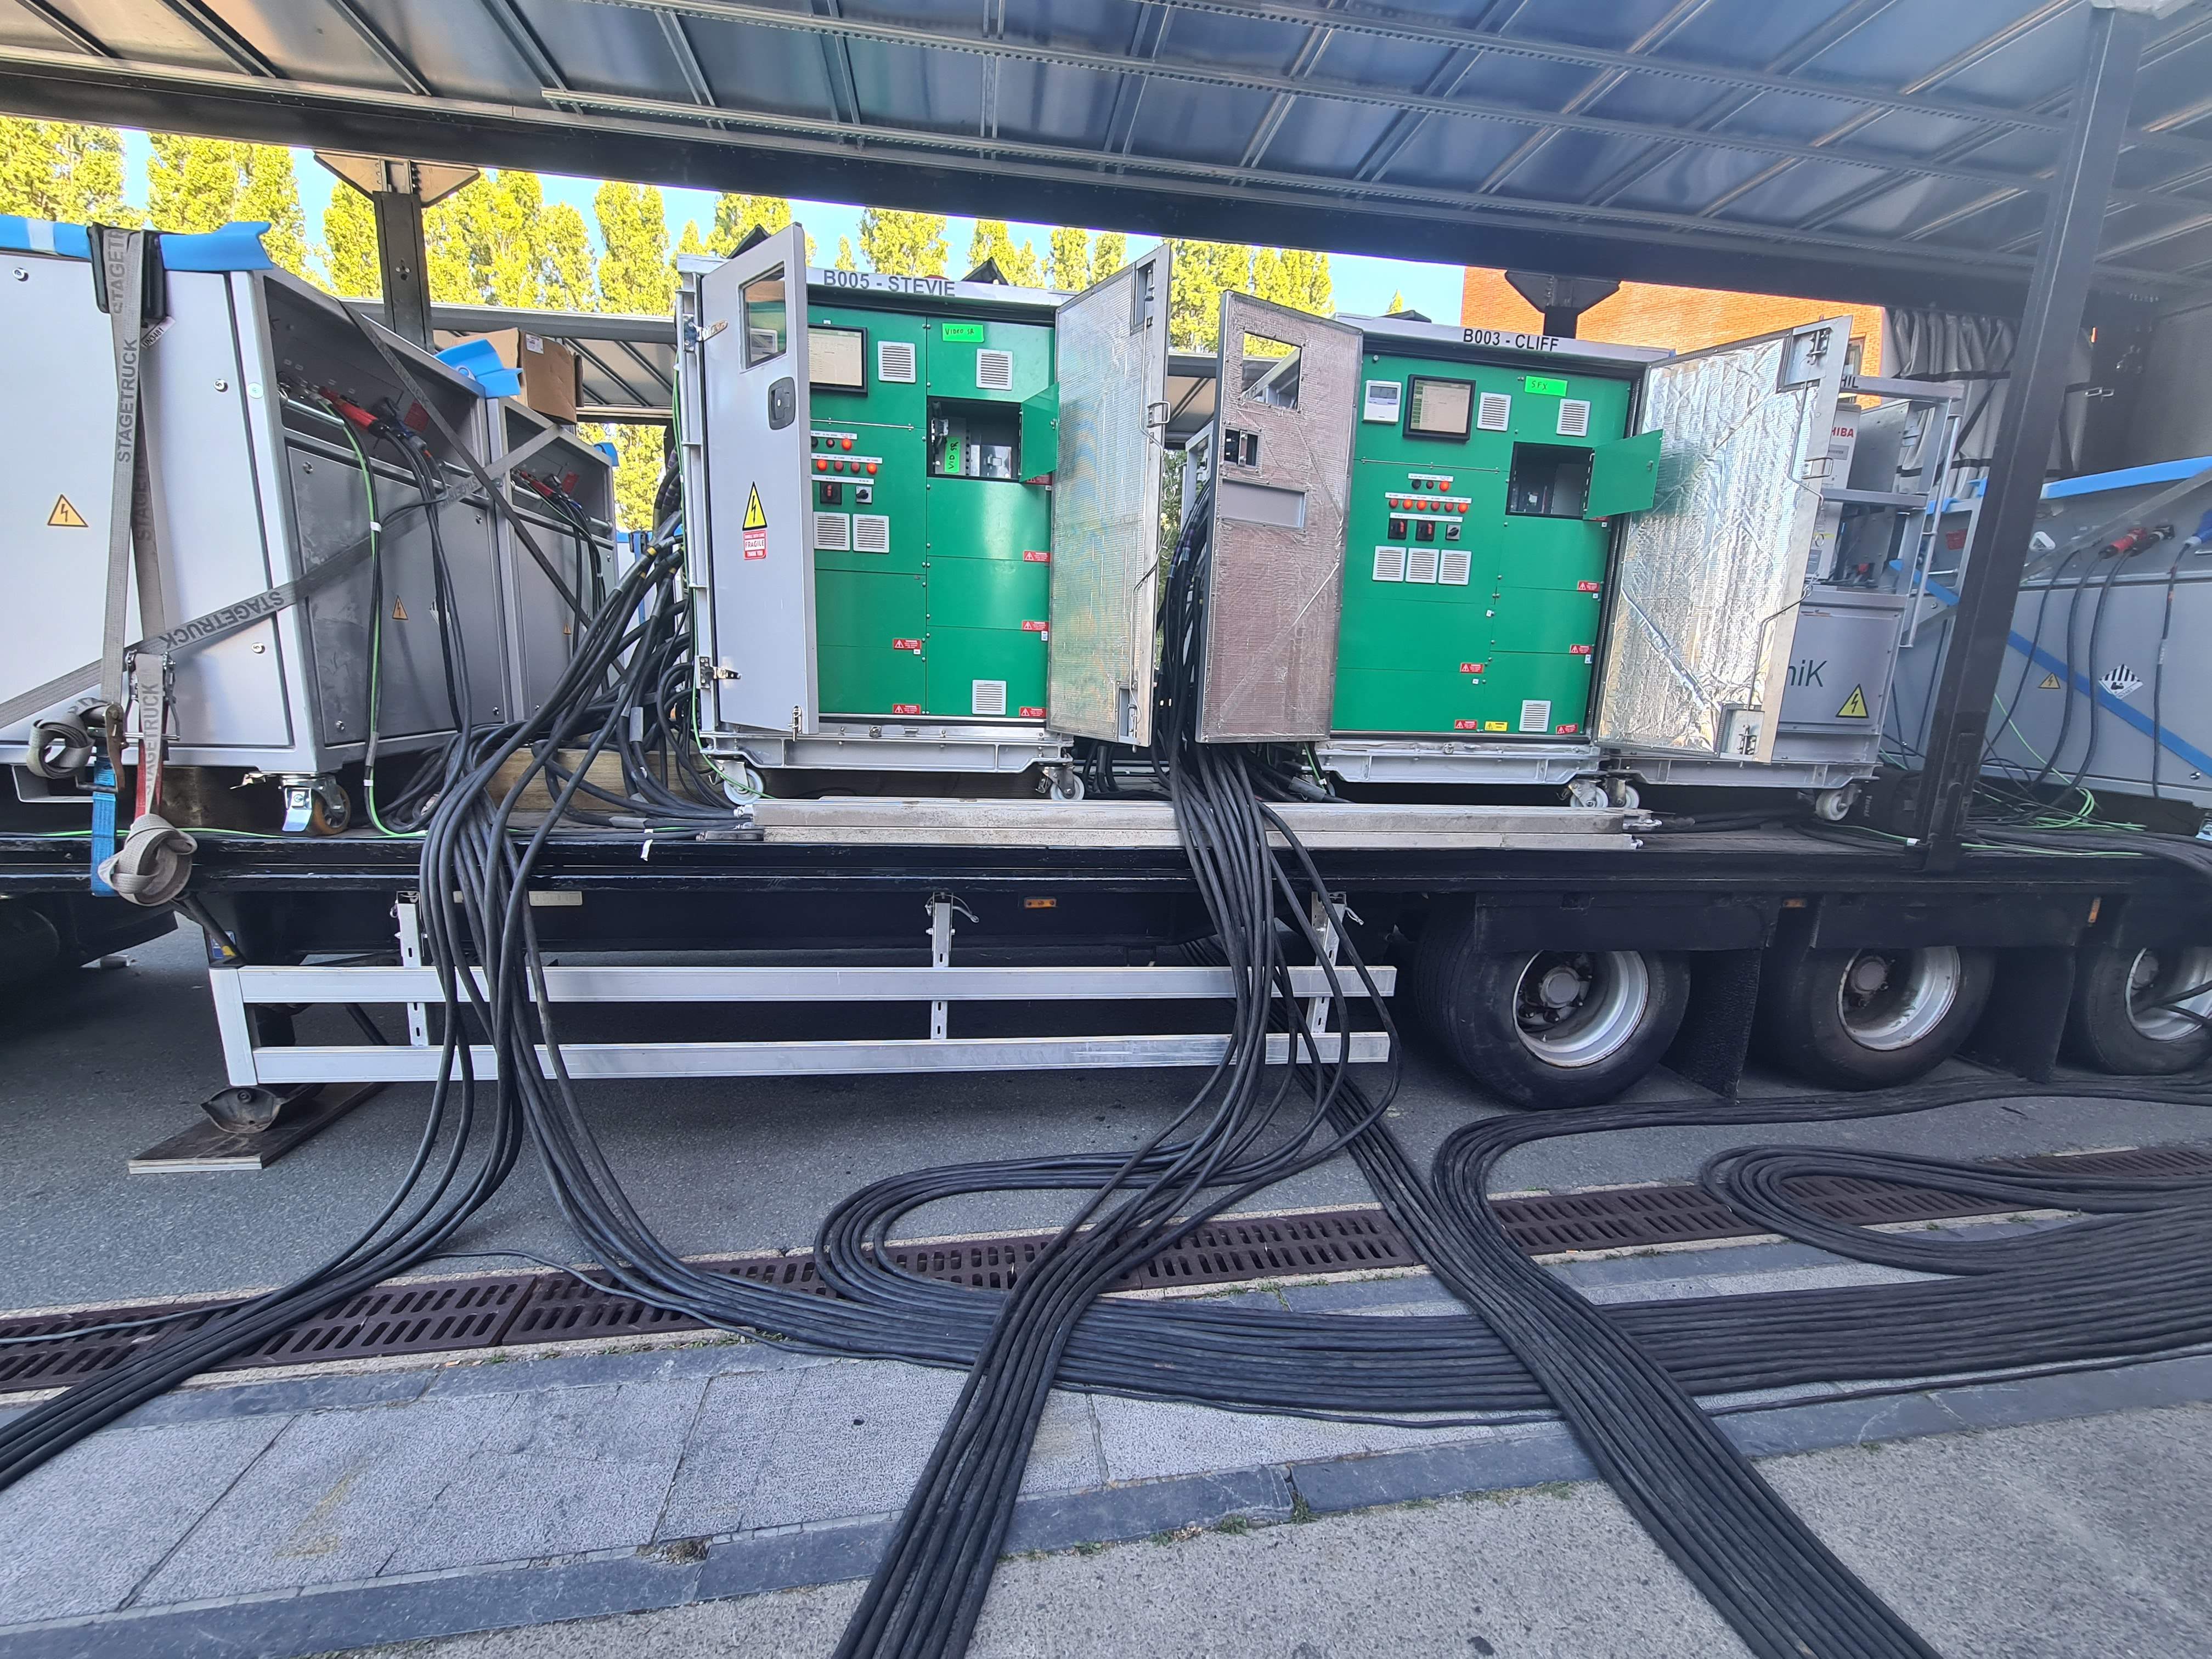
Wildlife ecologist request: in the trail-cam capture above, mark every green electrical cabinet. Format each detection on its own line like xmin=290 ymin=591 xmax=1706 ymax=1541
xmin=687 ymin=234 xmax=1172 ymax=778
xmin=802 ymin=304 xmax=1055 ymax=721
xmin=1329 ymin=349 xmax=1642 ymax=739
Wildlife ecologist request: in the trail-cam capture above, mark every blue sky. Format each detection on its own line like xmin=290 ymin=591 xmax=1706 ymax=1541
xmin=115 ymin=132 xmax=1465 ymax=321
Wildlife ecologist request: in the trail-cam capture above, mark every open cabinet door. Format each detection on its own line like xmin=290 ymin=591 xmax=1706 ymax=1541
xmin=1593 ymin=318 xmax=1850 ymax=762
xmin=1196 ymin=292 xmax=1361 ymax=742
xmin=689 ymin=225 xmax=814 ymax=736
xmin=1048 ymin=246 xmax=1170 ymax=745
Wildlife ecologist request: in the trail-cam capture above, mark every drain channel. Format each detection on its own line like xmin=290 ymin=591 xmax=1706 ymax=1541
xmin=6 ymin=1144 xmax=2205 ymax=1393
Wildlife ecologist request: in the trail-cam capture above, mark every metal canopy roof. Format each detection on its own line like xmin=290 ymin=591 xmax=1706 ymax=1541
xmin=5 ymin=2 xmax=2212 ymax=314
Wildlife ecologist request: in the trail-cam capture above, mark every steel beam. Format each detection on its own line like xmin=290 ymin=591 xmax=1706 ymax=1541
xmin=1908 ymin=2 xmax=2150 ymax=864
xmin=369 ymin=185 xmax=433 ymax=348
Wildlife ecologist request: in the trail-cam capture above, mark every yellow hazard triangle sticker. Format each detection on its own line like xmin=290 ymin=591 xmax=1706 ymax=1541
xmin=392 ymin=599 xmax=408 ymax=621
xmin=1835 ymin=685 xmax=1869 ymax=719
xmin=2039 ymin=672 xmax=2063 ymax=690
xmin=47 ymin=495 xmax=87 ymax=528
xmin=742 ymin=484 xmax=767 ymax=530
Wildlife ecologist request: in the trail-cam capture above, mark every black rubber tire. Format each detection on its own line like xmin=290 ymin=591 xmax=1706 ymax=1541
xmin=2062 ymin=945 xmax=2212 ymax=1075
xmin=1753 ymin=943 xmax=1994 ymax=1091
xmin=1416 ymin=919 xmax=1691 ymax=1109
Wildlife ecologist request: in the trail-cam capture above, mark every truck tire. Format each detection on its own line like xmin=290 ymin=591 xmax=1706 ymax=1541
xmin=2062 ymin=946 xmax=2212 ymax=1075
xmin=1423 ymin=939 xmax=1691 ymax=1109
xmin=1753 ymin=943 xmax=1993 ymax=1090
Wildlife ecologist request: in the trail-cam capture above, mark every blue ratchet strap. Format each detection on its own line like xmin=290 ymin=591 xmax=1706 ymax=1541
xmin=89 ymin=751 xmax=119 ymax=895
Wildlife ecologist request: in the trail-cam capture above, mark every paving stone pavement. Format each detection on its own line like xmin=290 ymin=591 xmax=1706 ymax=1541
xmin=0 ymin=1222 xmax=2203 ymax=1659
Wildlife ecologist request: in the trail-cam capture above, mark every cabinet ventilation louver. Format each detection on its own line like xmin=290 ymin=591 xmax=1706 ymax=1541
xmin=1477 ymin=391 xmax=1512 ymax=431
xmin=975 ymin=348 xmax=1014 ymax=391
xmin=812 ymin=511 xmax=850 ymax=551
xmin=877 ymin=340 xmax=917 ymax=383
xmin=1557 ymin=399 xmax=1592 ymax=437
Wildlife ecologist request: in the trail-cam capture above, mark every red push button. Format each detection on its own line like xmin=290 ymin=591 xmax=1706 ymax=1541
xmin=866 ymin=461 xmax=879 ymax=474
xmin=842 ymin=437 xmax=854 ymax=450
xmin=814 ymin=458 xmax=827 ymax=471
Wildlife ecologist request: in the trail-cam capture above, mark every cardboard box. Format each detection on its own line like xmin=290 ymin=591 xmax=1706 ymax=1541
xmin=455 ymin=328 xmax=579 ymax=423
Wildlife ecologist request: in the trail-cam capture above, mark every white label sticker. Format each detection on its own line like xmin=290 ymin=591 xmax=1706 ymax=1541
xmin=1362 ymin=379 xmax=1403 ymax=423
xmin=1517 ymin=699 xmax=1551 ymax=733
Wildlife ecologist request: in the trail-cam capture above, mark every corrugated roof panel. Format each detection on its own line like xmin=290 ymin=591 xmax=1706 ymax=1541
xmin=2 ymin=0 xmax=2208 ymax=311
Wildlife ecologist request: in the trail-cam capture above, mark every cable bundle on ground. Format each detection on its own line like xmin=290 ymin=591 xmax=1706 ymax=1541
xmin=15 ymin=457 xmax=2212 ymax=1658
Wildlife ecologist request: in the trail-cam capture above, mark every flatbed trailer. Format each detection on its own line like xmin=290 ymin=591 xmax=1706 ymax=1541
xmin=6 ymin=804 xmax=2205 ymax=1118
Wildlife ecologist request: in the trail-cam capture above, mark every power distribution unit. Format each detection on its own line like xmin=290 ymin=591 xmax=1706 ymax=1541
xmin=491 ymin=403 xmax=618 ymax=724
xmin=1 ymin=247 xmax=506 ymax=798
xmin=1890 ymin=456 xmax=2212 ymax=813
xmin=678 ymin=229 xmax=1170 ymax=788
xmin=1203 ymin=308 xmax=1954 ymax=797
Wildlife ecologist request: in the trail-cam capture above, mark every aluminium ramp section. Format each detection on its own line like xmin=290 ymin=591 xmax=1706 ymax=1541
xmin=748 ymin=799 xmax=1647 ymax=848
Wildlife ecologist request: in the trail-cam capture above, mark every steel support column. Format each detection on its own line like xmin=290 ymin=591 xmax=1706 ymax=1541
xmin=1908 ymin=1 xmax=2150 ymax=866
xmin=369 ymin=187 xmax=432 ymax=347
xmin=313 ymin=154 xmax=479 ymax=350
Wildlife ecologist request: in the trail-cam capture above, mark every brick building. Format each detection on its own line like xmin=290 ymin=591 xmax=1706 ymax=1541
xmin=1460 ymin=268 xmax=1885 ymax=374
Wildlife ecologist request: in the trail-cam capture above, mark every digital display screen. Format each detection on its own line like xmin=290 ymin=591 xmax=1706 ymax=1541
xmin=809 ymin=326 xmax=866 ymax=390
xmin=1406 ymin=376 xmax=1473 ymax=438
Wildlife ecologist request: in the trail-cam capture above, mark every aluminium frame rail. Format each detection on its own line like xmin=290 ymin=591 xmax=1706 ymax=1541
xmin=205 ymin=896 xmax=1393 ymax=1085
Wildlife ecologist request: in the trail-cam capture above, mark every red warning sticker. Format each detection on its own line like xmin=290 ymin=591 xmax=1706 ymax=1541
xmin=1453 ymin=719 xmax=1482 ymax=731
xmin=1022 ymin=549 xmax=1050 ymax=563
xmin=742 ymin=527 xmax=768 ymax=561
xmin=1576 ymin=580 xmax=1601 ymax=592
xmin=1569 ymin=643 xmax=1593 ymax=656
xmin=1556 ymin=723 xmax=1580 ymax=735
xmin=1020 ymin=619 xmax=1048 ymax=633
xmin=1458 ymin=661 xmax=1486 ymax=675
xmin=891 ymin=703 xmax=921 ymax=715
xmin=892 ymin=637 xmax=923 ymax=652
xmin=1018 ymin=705 xmax=1046 ymax=719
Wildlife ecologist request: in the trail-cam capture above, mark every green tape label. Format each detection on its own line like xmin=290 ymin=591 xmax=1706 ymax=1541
xmin=941 ymin=322 xmax=985 ymax=342
xmin=1523 ymin=375 xmax=1568 ymax=396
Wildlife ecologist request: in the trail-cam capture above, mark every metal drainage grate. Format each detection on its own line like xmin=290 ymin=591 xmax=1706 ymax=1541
xmin=7 ymin=1143 xmax=2210 ymax=1393
xmin=216 ymin=1276 xmax=536 ymax=1372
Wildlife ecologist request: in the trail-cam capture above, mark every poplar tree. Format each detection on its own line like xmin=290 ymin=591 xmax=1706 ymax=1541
xmin=145 ymin=136 xmax=312 ymax=281
xmin=0 ymin=119 xmax=133 ymax=224
xmin=1048 ymin=225 xmax=1091 ymax=294
xmin=965 ymin=219 xmax=1043 ymax=287
xmin=592 ymin=180 xmax=678 ymax=530
xmin=857 ymin=208 xmax=948 ymax=276
xmin=708 ymin=193 xmax=815 ymax=261
xmin=319 ymin=182 xmax=380 ymax=297
xmin=1091 ymin=232 xmax=1126 ymax=281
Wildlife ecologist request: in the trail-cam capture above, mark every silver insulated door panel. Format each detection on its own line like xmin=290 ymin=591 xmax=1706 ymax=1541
xmin=1197 ymin=294 xmax=1361 ymax=742
xmin=1047 ymin=248 xmax=1169 ymax=746
xmin=1594 ymin=321 xmax=1849 ymax=762
xmin=0 ymin=252 xmax=132 ymax=748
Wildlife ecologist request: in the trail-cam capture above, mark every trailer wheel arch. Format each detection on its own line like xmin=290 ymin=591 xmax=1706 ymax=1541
xmin=2063 ymin=944 xmax=2212 ymax=1075
xmin=1753 ymin=941 xmax=1994 ymax=1090
xmin=1416 ymin=917 xmax=1691 ymax=1108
